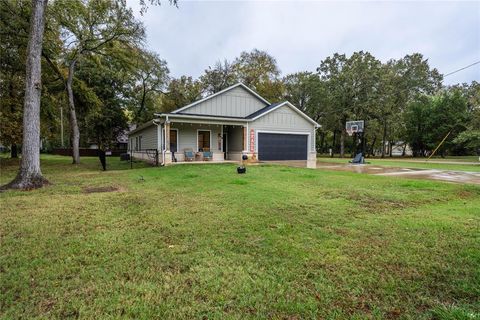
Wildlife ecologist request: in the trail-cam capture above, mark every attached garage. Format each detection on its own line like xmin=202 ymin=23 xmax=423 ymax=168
xmin=257 ymin=132 xmax=308 ymax=161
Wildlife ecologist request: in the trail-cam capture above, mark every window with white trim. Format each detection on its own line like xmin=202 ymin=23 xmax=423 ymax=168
xmin=197 ymin=131 xmax=210 ymax=151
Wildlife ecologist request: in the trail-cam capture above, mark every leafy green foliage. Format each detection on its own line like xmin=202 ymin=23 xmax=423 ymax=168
xmin=453 ymin=130 xmax=480 ymax=153
xmin=405 ymin=89 xmax=470 ymax=156
xmin=130 ymin=50 xmax=169 ymax=123
xmin=160 ymin=76 xmax=203 ymax=112
xmin=200 ymin=59 xmax=237 ymax=95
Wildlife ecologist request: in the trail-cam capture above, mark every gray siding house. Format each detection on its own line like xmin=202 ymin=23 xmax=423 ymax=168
xmin=128 ymin=83 xmax=319 ymax=166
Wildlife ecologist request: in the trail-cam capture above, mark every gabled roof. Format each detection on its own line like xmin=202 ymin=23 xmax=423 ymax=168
xmin=245 ymin=102 xmax=284 ymax=119
xmin=128 ymin=120 xmax=156 ymax=135
xmin=155 ymin=101 xmax=320 ymax=128
xmin=171 ymin=82 xmax=270 ymax=114
xmin=246 ymin=101 xmax=321 ymax=128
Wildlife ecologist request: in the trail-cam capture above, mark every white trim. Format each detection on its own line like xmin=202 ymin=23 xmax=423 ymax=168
xmin=250 ymin=101 xmax=320 ymax=128
xmin=255 ymin=130 xmax=311 ymax=159
xmin=196 ymin=129 xmax=212 ymax=152
xmin=171 ymin=83 xmax=270 ymax=114
xmin=169 ymin=128 xmax=179 ymax=152
xmin=155 ymin=113 xmax=248 ymax=125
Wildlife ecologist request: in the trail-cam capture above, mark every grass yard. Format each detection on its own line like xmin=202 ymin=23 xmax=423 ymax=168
xmin=1 ymin=155 xmax=479 ymax=319
xmin=317 ymin=157 xmax=480 ymax=172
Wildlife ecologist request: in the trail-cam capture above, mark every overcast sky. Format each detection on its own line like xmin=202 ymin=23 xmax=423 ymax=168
xmin=127 ymin=0 xmax=480 ymax=85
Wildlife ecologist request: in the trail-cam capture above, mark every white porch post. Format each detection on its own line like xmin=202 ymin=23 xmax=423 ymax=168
xmin=164 ymin=121 xmax=172 ymax=164
xmin=243 ymin=125 xmax=247 ymax=152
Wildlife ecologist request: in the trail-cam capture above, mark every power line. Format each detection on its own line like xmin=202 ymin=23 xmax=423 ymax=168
xmin=444 ymin=60 xmax=480 ymax=77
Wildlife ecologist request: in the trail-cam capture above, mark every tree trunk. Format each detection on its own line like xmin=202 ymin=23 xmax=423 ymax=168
xmin=137 ymin=82 xmax=147 ymax=117
xmin=67 ymin=59 xmax=80 ymax=164
xmin=319 ymin=132 xmax=325 ymax=154
xmin=340 ymin=129 xmax=345 ymax=158
xmin=402 ymin=143 xmax=407 ymax=157
xmin=331 ymin=130 xmax=337 ymax=157
xmin=389 ymin=140 xmax=394 ymax=157
xmin=1 ymin=0 xmax=49 ymax=190
xmin=10 ymin=144 xmax=18 ymax=158
xmin=381 ymin=120 xmax=387 ymax=158
xmin=369 ymin=135 xmax=377 ymax=157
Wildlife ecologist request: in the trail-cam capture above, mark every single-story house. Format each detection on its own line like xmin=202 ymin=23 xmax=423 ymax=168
xmin=128 ymin=83 xmax=320 ymax=167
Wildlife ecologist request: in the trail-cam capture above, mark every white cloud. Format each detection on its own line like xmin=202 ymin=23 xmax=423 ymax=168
xmin=127 ymin=0 xmax=480 ymax=85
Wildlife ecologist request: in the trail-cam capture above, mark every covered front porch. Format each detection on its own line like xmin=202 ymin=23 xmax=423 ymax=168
xmin=157 ymin=114 xmax=249 ymax=165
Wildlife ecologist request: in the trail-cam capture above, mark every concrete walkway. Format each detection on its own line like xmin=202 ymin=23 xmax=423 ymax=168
xmin=261 ymin=160 xmax=480 ymax=185
xmin=315 ymin=161 xmax=480 ymax=185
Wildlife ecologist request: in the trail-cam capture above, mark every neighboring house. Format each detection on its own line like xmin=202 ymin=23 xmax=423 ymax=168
xmin=128 ymin=83 xmax=320 ymax=166
xmin=88 ymin=126 xmax=131 ymax=150
xmin=389 ymin=141 xmax=413 ymax=156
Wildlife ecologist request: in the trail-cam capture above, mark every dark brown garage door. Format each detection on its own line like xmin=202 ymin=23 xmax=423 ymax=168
xmin=258 ymin=132 xmax=308 ymax=160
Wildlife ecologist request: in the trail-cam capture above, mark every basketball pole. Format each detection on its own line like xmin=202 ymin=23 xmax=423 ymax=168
xmin=362 ymin=121 xmax=366 ymax=158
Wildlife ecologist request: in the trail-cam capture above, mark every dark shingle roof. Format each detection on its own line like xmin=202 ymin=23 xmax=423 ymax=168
xmin=245 ymin=102 xmax=284 ymax=119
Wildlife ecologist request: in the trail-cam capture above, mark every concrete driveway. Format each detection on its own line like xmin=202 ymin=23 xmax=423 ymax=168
xmin=262 ymin=160 xmax=480 ymax=185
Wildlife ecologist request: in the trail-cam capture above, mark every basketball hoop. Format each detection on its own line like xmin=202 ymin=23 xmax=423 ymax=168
xmin=346 ymin=120 xmax=364 ymax=136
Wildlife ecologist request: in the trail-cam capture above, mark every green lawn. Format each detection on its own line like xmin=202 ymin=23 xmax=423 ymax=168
xmin=1 ymin=155 xmax=479 ymax=319
xmin=318 ymin=157 xmax=480 ymax=172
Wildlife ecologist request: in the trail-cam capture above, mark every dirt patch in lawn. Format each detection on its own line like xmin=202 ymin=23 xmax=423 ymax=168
xmin=83 ymin=186 xmax=122 ymax=193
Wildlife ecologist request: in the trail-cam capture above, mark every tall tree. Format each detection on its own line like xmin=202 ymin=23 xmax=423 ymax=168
xmin=200 ymin=59 xmax=237 ymax=95
xmin=160 ymin=76 xmax=203 ymax=112
xmin=383 ymin=54 xmax=442 ymax=156
xmin=405 ymin=89 xmax=469 ymax=157
xmin=232 ymin=49 xmax=284 ymax=102
xmin=79 ymin=55 xmax=130 ymax=153
xmin=131 ymin=50 xmax=169 ymax=123
xmin=1 ymin=0 xmax=49 ymax=190
xmin=283 ymin=71 xmax=331 ymax=152
xmin=317 ymin=52 xmax=382 ymax=157
xmin=52 ymin=0 xmax=144 ymax=164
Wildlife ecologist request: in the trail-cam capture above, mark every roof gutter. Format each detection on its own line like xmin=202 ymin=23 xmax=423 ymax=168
xmin=154 ymin=113 xmax=250 ymax=122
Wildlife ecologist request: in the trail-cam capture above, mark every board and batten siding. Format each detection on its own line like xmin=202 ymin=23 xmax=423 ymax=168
xmin=128 ymin=124 xmax=158 ymax=150
xmin=179 ymin=86 xmax=266 ymax=118
xmin=171 ymin=123 xmax=222 ymax=152
xmin=249 ymin=105 xmax=316 ymax=151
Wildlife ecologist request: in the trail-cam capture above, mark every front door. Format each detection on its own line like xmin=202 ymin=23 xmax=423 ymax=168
xmin=170 ymin=129 xmax=178 ymax=152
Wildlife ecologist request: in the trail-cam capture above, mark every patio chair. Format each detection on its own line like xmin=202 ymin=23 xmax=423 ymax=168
xmin=184 ymin=149 xmax=195 ymax=162
xmin=203 ymin=151 xmax=212 ymax=161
